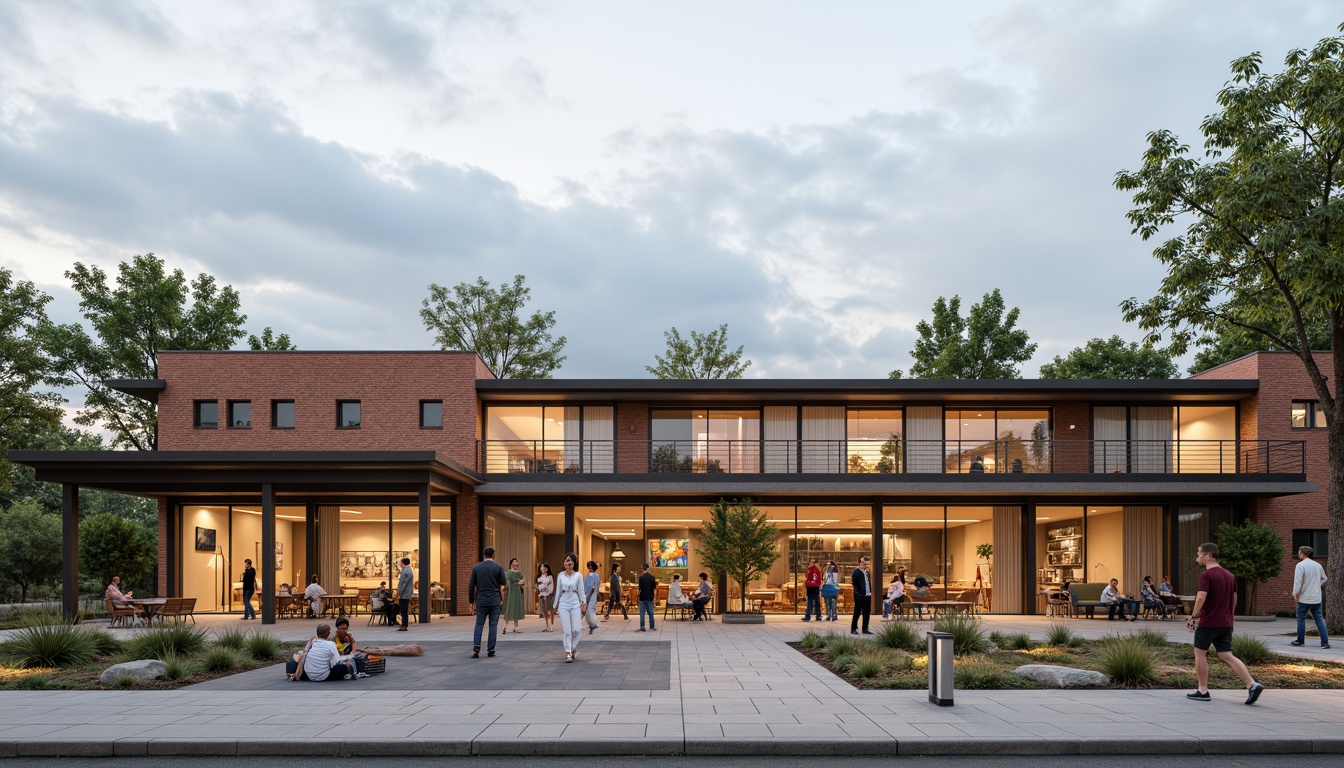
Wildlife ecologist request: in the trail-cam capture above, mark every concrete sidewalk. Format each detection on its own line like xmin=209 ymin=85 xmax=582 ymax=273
xmin=0 ymin=614 xmax=1341 ymax=756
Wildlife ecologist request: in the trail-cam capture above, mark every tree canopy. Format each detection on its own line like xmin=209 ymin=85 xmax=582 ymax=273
xmin=420 ymin=275 xmax=566 ymax=379
xmin=247 ymin=327 xmax=296 ymax=351
xmin=39 ymin=253 xmax=249 ymax=450
xmin=1215 ymin=521 xmax=1284 ymax=616
xmin=695 ymin=498 xmax=781 ymax=613
xmin=1038 ymin=335 xmax=1179 ymax=379
xmin=646 ymin=324 xmax=751 ymax=379
xmin=0 ymin=268 xmax=64 ymax=487
xmin=890 ymin=289 xmax=1036 ymax=379
xmin=1115 ymin=26 xmax=1344 ymax=629
xmin=78 ymin=512 xmax=157 ymax=592
xmin=0 ymin=500 xmax=62 ymax=603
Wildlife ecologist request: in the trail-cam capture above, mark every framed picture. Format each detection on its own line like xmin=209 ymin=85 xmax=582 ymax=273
xmin=649 ymin=538 xmax=690 ymax=568
xmin=195 ymin=526 xmax=216 ymax=551
xmin=275 ymin=541 xmax=284 ymax=570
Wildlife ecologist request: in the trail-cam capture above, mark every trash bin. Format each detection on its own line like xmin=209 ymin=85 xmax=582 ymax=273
xmin=927 ymin=630 xmax=954 ymax=706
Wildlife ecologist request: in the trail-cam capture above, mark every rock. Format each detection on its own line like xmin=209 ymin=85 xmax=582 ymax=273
xmin=100 ymin=659 xmax=167 ymax=686
xmin=1010 ymin=664 xmax=1108 ymax=688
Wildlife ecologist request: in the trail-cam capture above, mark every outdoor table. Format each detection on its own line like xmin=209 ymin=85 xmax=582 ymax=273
xmin=128 ymin=598 xmax=167 ymax=624
xmin=1179 ymin=595 xmax=1196 ymax=615
xmin=746 ymin=590 xmax=776 ymax=612
xmin=324 ymin=595 xmax=360 ymax=617
xmin=922 ymin=600 xmax=973 ymax=616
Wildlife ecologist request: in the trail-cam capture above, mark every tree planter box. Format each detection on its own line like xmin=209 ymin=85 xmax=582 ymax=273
xmin=721 ymin=612 xmax=764 ymax=625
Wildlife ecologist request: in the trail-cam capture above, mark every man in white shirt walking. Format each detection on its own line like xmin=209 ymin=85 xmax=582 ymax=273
xmin=1290 ymin=545 xmax=1330 ymax=649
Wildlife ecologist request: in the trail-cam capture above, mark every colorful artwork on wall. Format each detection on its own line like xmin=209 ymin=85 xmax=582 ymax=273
xmin=649 ymin=538 xmax=690 ymax=568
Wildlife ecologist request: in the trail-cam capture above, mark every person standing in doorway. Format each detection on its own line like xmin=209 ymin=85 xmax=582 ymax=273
xmin=604 ymin=562 xmax=628 ymax=621
xmin=803 ymin=558 xmax=823 ymax=622
xmin=395 ymin=557 xmax=414 ymax=631
xmin=637 ymin=562 xmax=657 ymax=631
xmin=536 ymin=562 xmax=556 ymax=633
xmin=851 ymin=556 xmax=872 ymax=635
xmin=556 ymin=553 xmax=587 ymax=663
xmin=468 ymin=546 xmax=507 ymax=658
xmin=1186 ymin=542 xmax=1265 ymax=704
xmin=1290 ymin=545 xmax=1330 ymax=649
xmin=503 ymin=558 xmax=526 ymax=633
xmin=240 ymin=559 xmax=257 ymax=620
xmin=583 ymin=560 xmax=602 ymax=634
xmin=821 ymin=562 xmax=839 ymax=621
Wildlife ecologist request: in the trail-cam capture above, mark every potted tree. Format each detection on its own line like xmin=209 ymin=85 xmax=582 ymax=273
xmin=695 ymin=497 xmax=781 ymax=624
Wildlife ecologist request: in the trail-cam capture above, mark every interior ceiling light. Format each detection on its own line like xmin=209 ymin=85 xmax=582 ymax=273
xmin=339 ymin=509 xmax=363 ymax=514
xmin=611 ymin=542 xmax=626 ymax=558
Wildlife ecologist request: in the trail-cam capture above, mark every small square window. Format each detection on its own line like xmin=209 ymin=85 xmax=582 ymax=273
xmin=194 ymin=400 xmax=218 ymax=429
xmin=337 ymin=400 xmax=361 ymax=429
xmin=1291 ymin=402 xmax=1309 ymax=429
xmin=272 ymin=400 xmax=295 ymax=429
xmin=1292 ymin=529 xmax=1329 ymax=560
xmin=420 ymin=400 xmax=443 ymax=429
xmin=228 ymin=401 xmax=252 ymax=429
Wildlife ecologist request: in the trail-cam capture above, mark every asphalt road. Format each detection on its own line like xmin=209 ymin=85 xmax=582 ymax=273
xmin=5 ymin=756 xmax=1337 ymax=768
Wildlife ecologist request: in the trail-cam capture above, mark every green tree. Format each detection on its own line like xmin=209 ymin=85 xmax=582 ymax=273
xmin=1187 ymin=319 xmax=1332 ymax=375
xmin=694 ymin=498 xmax=781 ymax=613
xmin=39 ymin=253 xmax=247 ymax=450
xmin=78 ymin=513 xmax=157 ymax=593
xmin=1115 ymin=27 xmax=1344 ymax=630
xmin=1 ymin=424 xmax=156 ymax=526
xmin=1215 ymin=521 xmax=1284 ymax=616
xmin=1039 ymin=335 xmax=1179 ymax=379
xmin=0 ymin=500 xmax=63 ymax=603
xmin=890 ymin=289 xmax=1036 ymax=379
xmin=0 ymin=268 xmax=65 ymax=488
xmin=247 ymin=327 xmax=296 ymax=351
xmin=646 ymin=324 xmax=751 ymax=379
xmin=420 ymin=275 xmax=566 ymax=379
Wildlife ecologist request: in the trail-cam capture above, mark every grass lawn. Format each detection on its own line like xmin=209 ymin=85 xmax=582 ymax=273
xmin=792 ymin=620 xmax=1344 ymax=691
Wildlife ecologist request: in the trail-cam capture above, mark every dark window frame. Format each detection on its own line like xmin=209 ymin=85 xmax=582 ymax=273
xmin=1291 ymin=400 xmax=1328 ymax=429
xmin=194 ymin=400 xmax=219 ymax=429
xmin=1292 ymin=529 xmax=1329 ymax=560
xmin=337 ymin=400 xmax=362 ymax=430
xmin=227 ymin=400 xmax=252 ymax=430
xmin=420 ymin=400 xmax=444 ymax=430
xmin=271 ymin=400 xmax=296 ymax=430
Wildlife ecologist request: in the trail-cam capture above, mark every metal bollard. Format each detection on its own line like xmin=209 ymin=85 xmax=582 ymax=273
xmin=927 ymin=630 xmax=954 ymax=706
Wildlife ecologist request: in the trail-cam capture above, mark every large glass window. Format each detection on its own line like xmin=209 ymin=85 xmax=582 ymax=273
xmin=846 ymin=409 xmax=902 ymax=473
xmin=181 ymin=504 xmax=307 ymax=614
xmin=945 ymin=409 xmax=1050 ymax=473
xmin=651 ymin=408 xmax=760 ymax=473
xmin=484 ymin=406 xmax=611 ymax=473
xmin=1094 ymin=405 xmax=1236 ymax=473
xmin=883 ymin=506 xmax=946 ymax=593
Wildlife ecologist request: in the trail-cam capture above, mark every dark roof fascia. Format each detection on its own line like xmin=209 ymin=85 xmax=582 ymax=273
xmin=103 ymin=379 xmax=166 ymax=403
xmin=475 ymin=378 xmax=1261 ymax=403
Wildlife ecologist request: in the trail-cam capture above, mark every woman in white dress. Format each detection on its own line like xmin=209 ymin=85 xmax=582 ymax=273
xmin=536 ymin=563 xmax=556 ymax=632
xmin=667 ymin=573 xmax=689 ymax=604
xmin=555 ymin=553 xmax=587 ymax=663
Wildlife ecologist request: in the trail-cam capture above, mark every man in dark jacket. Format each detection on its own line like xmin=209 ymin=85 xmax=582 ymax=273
xmin=637 ymin=563 xmax=657 ymax=631
xmin=851 ymin=556 xmax=872 ymax=635
xmin=240 ymin=559 xmax=257 ymax=620
xmin=468 ymin=547 xmax=508 ymax=658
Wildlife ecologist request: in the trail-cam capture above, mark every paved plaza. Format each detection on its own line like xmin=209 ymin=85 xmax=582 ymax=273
xmin=0 ymin=613 xmax=1341 ymax=756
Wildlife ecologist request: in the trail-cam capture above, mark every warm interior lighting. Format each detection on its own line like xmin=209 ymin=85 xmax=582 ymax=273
xmin=277 ymin=515 xmax=304 ymax=520
xmin=339 ymin=509 xmax=363 ymax=514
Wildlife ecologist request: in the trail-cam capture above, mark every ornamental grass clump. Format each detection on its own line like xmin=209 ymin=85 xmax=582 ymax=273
xmin=932 ymin=614 xmax=988 ymax=654
xmin=1131 ymin=628 xmax=1170 ymax=648
xmin=161 ymin=652 xmax=188 ymax=681
xmin=953 ymin=659 xmax=1018 ymax=690
xmin=213 ymin=627 xmax=249 ymax=651
xmin=874 ymin=621 xmax=921 ymax=651
xmin=826 ymin=636 xmax=866 ymax=659
xmin=199 ymin=646 xmax=244 ymax=673
xmin=850 ymin=656 xmax=886 ymax=679
xmin=1097 ymin=636 xmax=1158 ymax=687
xmin=245 ymin=632 xmax=283 ymax=661
xmin=1231 ymin=634 xmax=1271 ymax=664
xmin=800 ymin=630 xmax=825 ymax=649
xmin=4 ymin=620 xmax=99 ymax=669
xmin=87 ymin=630 xmax=124 ymax=657
xmin=997 ymin=632 xmax=1034 ymax=650
xmin=126 ymin=624 xmax=208 ymax=661
xmin=1045 ymin=623 xmax=1077 ymax=647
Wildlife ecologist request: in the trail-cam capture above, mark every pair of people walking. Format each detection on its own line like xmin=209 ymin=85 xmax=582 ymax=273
xmin=469 ymin=548 xmax=593 ymax=663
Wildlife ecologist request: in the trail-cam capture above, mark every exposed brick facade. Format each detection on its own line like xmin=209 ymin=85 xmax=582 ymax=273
xmin=1053 ymin=402 xmax=1091 ymax=473
xmin=454 ymin=489 xmax=479 ymax=610
xmin=616 ymin=402 xmax=649 ymax=473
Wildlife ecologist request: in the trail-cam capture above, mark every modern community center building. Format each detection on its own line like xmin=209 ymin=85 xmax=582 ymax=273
xmin=12 ymin=349 xmax=1333 ymax=623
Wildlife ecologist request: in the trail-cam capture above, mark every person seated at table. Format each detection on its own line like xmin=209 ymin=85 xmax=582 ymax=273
xmin=691 ymin=573 xmax=713 ymax=621
xmin=332 ymin=617 xmax=370 ymax=678
xmin=882 ymin=574 xmax=905 ymax=619
xmin=1157 ymin=574 xmax=1182 ymax=613
xmin=1139 ymin=576 xmax=1168 ymax=618
xmin=287 ymin=623 xmax=352 ymax=682
xmin=105 ymin=576 xmax=145 ymax=624
xmin=667 ymin=574 xmax=690 ymax=605
xmin=304 ymin=575 xmax=327 ymax=618
xmin=909 ymin=575 xmax=931 ymax=601
xmin=1101 ymin=578 xmax=1139 ymax=621
xmin=278 ymin=583 xmax=292 ymax=597
xmin=370 ymin=581 xmax=399 ymax=626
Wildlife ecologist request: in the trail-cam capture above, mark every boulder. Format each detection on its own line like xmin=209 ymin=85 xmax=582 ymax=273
xmin=100 ymin=659 xmax=167 ymax=686
xmin=1010 ymin=664 xmax=1108 ymax=688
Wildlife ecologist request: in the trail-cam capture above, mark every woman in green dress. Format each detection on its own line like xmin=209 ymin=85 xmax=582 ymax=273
xmin=503 ymin=557 xmax=526 ymax=633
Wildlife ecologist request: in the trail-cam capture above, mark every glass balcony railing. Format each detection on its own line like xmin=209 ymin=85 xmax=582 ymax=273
xmin=477 ymin=439 xmax=1305 ymax=476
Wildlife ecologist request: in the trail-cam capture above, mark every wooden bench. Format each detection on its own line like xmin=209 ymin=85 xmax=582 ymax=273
xmin=156 ymin=597 xmax=197 ymax=625
xmin=106 ymin=598 xmax=142 ymax=627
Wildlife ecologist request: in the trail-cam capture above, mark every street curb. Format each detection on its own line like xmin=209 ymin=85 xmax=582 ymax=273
xmin=3 ymin=736 xmax=1342 ymax=756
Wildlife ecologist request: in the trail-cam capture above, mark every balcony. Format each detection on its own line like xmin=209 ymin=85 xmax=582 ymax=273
xmin=476 ymin=439 xmax=1305 ymax=476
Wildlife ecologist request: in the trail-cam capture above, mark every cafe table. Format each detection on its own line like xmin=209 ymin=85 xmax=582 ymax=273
xmin=128 ymin=598 xmax=167 ymax=625
xmin=922 ymin=600 xmax=974 ymax=617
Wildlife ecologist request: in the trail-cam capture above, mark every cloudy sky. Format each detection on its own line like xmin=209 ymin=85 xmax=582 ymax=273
xmin=1 ymin=1 xmax=1339 ymax=382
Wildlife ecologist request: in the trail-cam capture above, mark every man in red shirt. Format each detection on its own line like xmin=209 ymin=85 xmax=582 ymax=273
xmin=1186 ymin=542 xmax=1264 ymax=704
xmin=803 ymin=559 xmax=823 ymax=622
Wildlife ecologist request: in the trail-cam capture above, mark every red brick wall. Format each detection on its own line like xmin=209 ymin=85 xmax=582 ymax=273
xmin=1205 ymin=353 xmax=1334 ymax=613
xmin=455 ymin=489 xmax=480 ymax=613
xmin=1054 ymin=402 xmax=1091 ymax=472
xmin=157 ymin=498 xmax=169 ymax=597
xmin=616 ymin=403 xmax=648 ymax=473
xmin=157 ymin=351 xmax=489 ymax=468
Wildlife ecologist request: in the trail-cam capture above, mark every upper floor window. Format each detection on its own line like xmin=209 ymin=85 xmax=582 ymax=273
xmin=194 ymin=400 xmax=218 ymax=429
xmin=337 ymin=400 xmax=361 ymax=429
xmin=651 ymin=408 xmax=760 ymax=473
xmin=228 ymin=400 xmax=251 ymax=429
xmin=272 ymin=400 xmax=295 ymax=429
xmin=1292 ymin=401 xmax=1329 ymax=429
xmin=1293 ymin=529 xmax=1329 ymax=559
xmin=944 ymin=409 xmax=1050 ymax=473
xmin=420 ymin=400 xmax=443 ymax=429
xmin=846 ymin=409 xmax=902 ymax=473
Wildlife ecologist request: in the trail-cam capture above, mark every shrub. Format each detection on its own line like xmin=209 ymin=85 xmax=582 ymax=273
xmin=4 ymin=621 xmax=99 ymax=668
xmin=850 ymin=657 xmax=886 ymax=679
xmin=932 ymin=614 xmax=988 ymax=654
xmin=161 ymin=652 xmax=189 ymax=681
xmin=874 ymin=621 xmax=921 ymax=651
xmin=954 ymin=659 xmax=1019 ymax=689
xmin=244 ymin=632 xmax=283 ymax=661
xmin=11 ymin=674 xmax=58 ymax=690
xmin=1231 ymin=635 xmax=1271 ymax=664
xmin=112 ymin=675 xmax=136 ymax=689
xmin=87 ymin=630 xmax=125 ymax=657
xmin=1045 ymin=624 xmax=1077 ymax=647
xmin=999 ymin=632 xmax=1034 ymax=651
xmin=817 ymin=631 xmax=848 ymax=649
xmin=883 ymin=652 xmax=914 ymax=672
xmin=126 ymin=624 xmax=208 ymax=661
xmin=213 ymin=627 xmax=249 ymax=651
xmin=1131 ymin=628 xmax=1170 ymax=648
xmin=826 ymin=636 xmax=866 ymax=659
xmin=832 ymin=653 xmax=861 ymax=673
xmin=1097 ymin=637 xmax=1158 ymax=686
xmin=800 ymin=630 xmax=824 ymax=649
xmin=199 ymin=646 xmax=244 ymax=673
